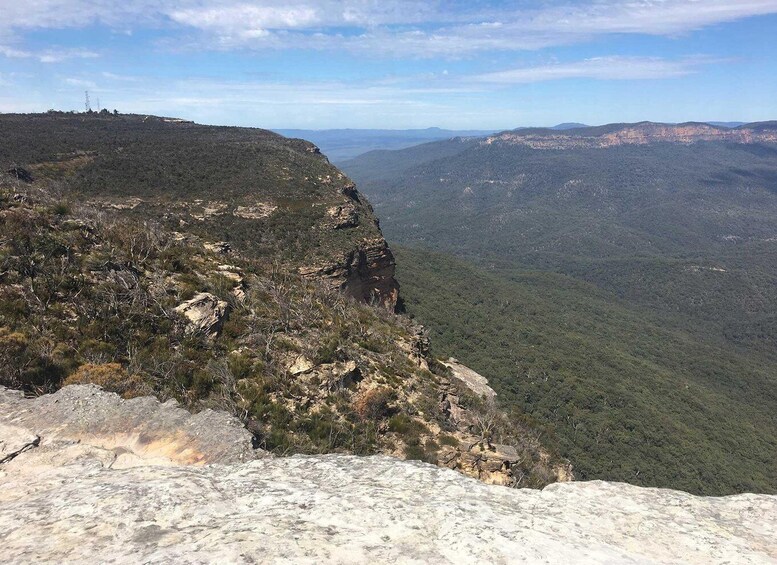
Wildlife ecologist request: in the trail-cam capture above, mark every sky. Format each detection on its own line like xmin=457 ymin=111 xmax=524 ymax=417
xmin=0 ymin=0 xmax=776 ymax=129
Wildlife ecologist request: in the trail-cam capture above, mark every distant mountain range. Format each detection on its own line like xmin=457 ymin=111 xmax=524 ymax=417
xmin=549 ymin=122 xmax=589 ymax=130
xmin=274 ymin=127 xmax=495 ymax=161
xmin=278 ymin=122 xmax=752 ymax=161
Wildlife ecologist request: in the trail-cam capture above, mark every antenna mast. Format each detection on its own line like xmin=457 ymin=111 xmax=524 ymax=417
xmin=96 ymin=97 xmax=101 ymax=112
xmin=84 ymin=91 xmax=91 ymax=112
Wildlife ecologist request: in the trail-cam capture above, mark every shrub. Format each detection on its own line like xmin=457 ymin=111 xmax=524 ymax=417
xmin=0 ymin=329 xmax=30 ymax=388
xmin=52 ymin=202 xmax=71 ymax=216
xmin=387 ymin=413 xmax=428 ymax=438
xmin=64 ymin=363 xmax=149 ymax=399
xmin=314 ymin=337 xmax=340 ymax=364
xmin=439 ymin=434 xmax=459 ymax=447
xmin=352 ymin=386 xmax=396 ymax=421
xmin=0 ymin=328 xmax=68 ymax=392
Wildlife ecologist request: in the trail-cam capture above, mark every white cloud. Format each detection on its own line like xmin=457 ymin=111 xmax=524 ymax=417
xmin=39 ymin=48 xmax=99 ymax=63
xmin=474 ymin=56 xmax=720 ymax=83
xmin=0 ymin=0 xmax=160 ymax=30
xmin=0 ymin=1 xmax=776 ymax=56
xmin=168 ymin=5 xmax=320 ymax=36
xmin=532 ymin=0 xmax=777 ymax=35
xmin=0 ymin=45 xmax=31 ymax=58
xmin=64 ymin=77 xmax=97 ymax=88
xmin=101 ymin=71 xmax=142 ymax=81
xmin=0 ymin=44 xmax=99 ymax=62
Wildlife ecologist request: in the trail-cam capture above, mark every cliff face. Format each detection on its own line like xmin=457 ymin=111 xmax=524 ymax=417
xmin=1 ymin=397 xmax=775 ymax=564
xmin=0 ymin=112 xmax=400 ymax=309
xmin=486 ymin=122 xmax=777 ymax=149
xmin=300 ymin=236 xmax=400 ymax=309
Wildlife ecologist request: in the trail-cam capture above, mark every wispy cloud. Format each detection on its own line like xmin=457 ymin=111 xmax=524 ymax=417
xmin=1 ymin=1 xmax=776 ymax=56
xmin=474 ymin=56 xmax=722 ymax=83
xmin=64 ymin=77 xmax=98 ymax=88
xmin=161 ymin=1 xmax=777 ymax=56
xmin=0 ymin=44 xmax=98 ymax=63
xmin=101 ymin=71 xmax=142 ymax=82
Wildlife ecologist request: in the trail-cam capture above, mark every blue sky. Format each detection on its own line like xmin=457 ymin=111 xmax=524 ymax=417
xmin=1 ymin=1 xmax=776 ymax=129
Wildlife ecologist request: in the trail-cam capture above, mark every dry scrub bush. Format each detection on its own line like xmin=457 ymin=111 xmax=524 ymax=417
xmin=352 ymin=386 xmax=396 ymax=421
xmin=64 ymin=363 xmax=149 ymax=399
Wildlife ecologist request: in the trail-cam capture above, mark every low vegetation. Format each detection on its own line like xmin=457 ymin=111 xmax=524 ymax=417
xmin=0 ymin=173 xmax=563 ymax=487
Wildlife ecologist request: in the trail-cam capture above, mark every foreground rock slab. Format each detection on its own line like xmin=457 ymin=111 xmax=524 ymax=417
xmin=0 ymin=385 xmax=262 ymax=466
xmin=1 ymin=449 xmax=775 ymax=564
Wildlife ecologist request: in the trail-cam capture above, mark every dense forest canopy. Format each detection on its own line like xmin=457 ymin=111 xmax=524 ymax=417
xmin=343 ymin=125 xmax=777 ymax=495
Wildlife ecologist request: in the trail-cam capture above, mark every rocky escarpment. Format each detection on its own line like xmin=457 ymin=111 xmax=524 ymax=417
xmin=299 ymin=182 xmax=399 ymax=310
xmin=0 ymin=179 xmax=565 ymax=487
xmin=0 ymin=112 xmax=400 ymax=310
xmin=1 ymin=413 xmax=775 ymax=564
xmin=486 ymin=121 xmax=777 ymax=149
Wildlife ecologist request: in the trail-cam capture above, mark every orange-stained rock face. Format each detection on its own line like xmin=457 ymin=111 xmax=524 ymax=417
xmin=0 ymin=385 xmax=266 ymax=467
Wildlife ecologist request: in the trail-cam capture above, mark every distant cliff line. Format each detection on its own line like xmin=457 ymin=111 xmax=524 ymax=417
xmin=485 ymin=121 xmax=777 ymax=149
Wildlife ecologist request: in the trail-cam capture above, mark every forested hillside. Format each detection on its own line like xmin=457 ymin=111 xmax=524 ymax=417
xmin=396 ymin=247 xmax=777 ymax=495
xmin=343 ymin=122 xmax=777 ymax=494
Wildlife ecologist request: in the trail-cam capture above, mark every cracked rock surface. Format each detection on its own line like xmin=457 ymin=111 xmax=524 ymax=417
xmin=1 ymin=386 xmax=776 ymax=564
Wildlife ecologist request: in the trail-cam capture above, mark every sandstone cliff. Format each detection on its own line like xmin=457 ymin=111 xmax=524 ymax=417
xmin=300 ymin=236 xmax=400 ymax=309
xmin=486 ymin=121 xmax=777 ymax=150
xmin=1 ymin=392 xmax=775 ymax=564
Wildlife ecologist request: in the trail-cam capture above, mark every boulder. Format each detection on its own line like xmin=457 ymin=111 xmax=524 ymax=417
xmin=443 ymin=358 xmax=496 ymax=400
xmin=0 ymin=423 xmax=39 ymax=464
xmin=288 ymin=355 xmax=315 ymax=376
xmin=174 ymin=292 xmax=229 ymax=336
xmin=203 ymin=241 xmax=231 ymax=254
xmin=326 ymin=204 xmax=359 ymax=229
xmin=233 ymin=203 xmax=277 ymax=219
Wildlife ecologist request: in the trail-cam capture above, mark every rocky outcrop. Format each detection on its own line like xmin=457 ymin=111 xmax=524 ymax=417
xmin=439 ymin=440 xmax=537 ymax=486
xmin=325 ymin=204 xmax=360 ymax=229
xmin=203 ymin=240 xmax=232 ymax=254
xmin=442 ymin=358 xmax=497 ymax=400
xmin=233 ymin=202 xmax=277 ymax=219
xmin=434 ymin=369 xmax=571 ymax=486
xmin=6 ymin=167 xmax=33 ymax=183
xmin=0 ymin=385 xmax=264 ymax=466
xmin=300 ymin=237 xmax=400 ymax=310
xmin=2 ymin=384 xmax=770 ymax=563
xmin=173 ymin=292 xmax=229 ymax=336
xmin=1 ymin=444 xmax=775 ymax=563
xmin=486 ymin=122 xmax=777 ymax=150
xmin=288 ymin=355 xmax=315 ymax=376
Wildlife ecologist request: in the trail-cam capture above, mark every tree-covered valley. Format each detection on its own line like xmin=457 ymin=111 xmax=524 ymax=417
xmin=342 ymin=122 xmax=777 ymax=495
